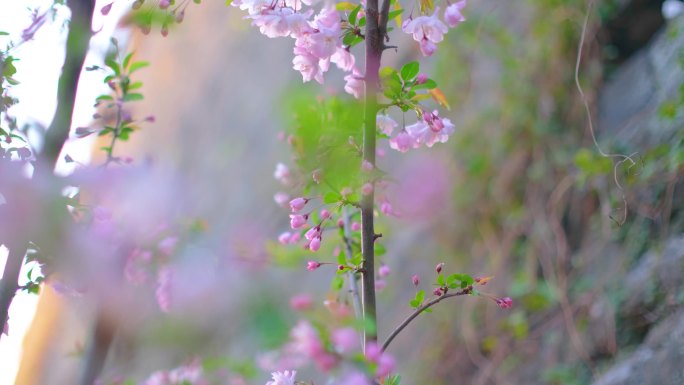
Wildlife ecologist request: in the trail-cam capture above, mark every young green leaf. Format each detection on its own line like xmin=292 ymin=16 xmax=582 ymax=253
xmin=400 ymin=61 xmax=419 ymax=81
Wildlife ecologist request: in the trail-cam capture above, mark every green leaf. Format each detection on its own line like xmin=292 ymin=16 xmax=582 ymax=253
xmin=349 ymin=4 xmax=362 ymax=25
xmin=387 ymin=9 xmax=403 ymax=20
xmin=128 ymin=61 xmax=149 ymax=74
xmin=400 ymin=61 xmax=419 ymax=82
xmin=374 ymin=242 xmax=386 ymax=256
xmin=104 ymin=58 xmax=120 ymax=76
xmin=0 ymin=31 xmax=9 ymax=36
xmin=226 ymin=0 xmax=233 ymax=5
xmin=336 ymin=2 xmax=357 ymax=11
xmin=436 ymin=274 xmax=445 ymax=285
xmin=122 ymin=52 xmax=134 ymax=70
xmin=323 ymin=192 xmax=340 ymax=204
xmin=96 ymin=94 xmax=113 ymax=102
xmin=409 ymin=299 xmax=419 ymax=308
xmin=412 ymin=79 xmax=437 ymax=90
xmin=358 ymin=16 xmax=366 ymax=27
xmin=128 ymin=81 xmax=143 ymax=90
xmin=331 ymin=276 xmax=345 ymax=291
xmin=124 ymin=93 xmax=144 ymax=102
xmin=415 ymin=289 xmax=425 ymax=303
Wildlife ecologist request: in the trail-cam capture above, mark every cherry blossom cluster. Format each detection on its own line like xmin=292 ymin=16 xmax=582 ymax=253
xmin=232 ymin=0 xmax=362 ymax=96
xmin=258 ymin=313 xmax=395 ymax=384
xmin=140 ymin=359 xmax=208 ymax=385
xmin=402 ymin=0 xmax=466 ymax=56
xmin=378 ymin=110 xmax=456 ymax=152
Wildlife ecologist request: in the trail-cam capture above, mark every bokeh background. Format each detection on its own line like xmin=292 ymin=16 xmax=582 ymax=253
xmin=2 ymin=0 xmax=683 ymax=384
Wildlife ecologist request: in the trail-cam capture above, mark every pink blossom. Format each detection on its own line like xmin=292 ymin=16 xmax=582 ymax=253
xmin=278 ymin=232 xmax=292 ymax=245
xmin=309 ymin=236 xmax=322 ymax=251
xmin=156 ymin=267 xmax=173 ymax=312
xmin=436 ymin=262 xmax=444 ymax=273
xmin=320 ymin=209 xmax=331 ymax=219
xmin=419 ymin=39 xmax=437 ymax=56
xmin=290 ymin=320 xmax=324 ymax=357
xmin=405 ymin=113 xmax=455 ymax=147
xmin=293 ymin=46 xmax=325 ymax=84
xmin=305 ymin=226 xmax=321 ymax=240
xmin=362 ymin=183 xmax=373 ymax=196
xmin=266 ymin=370 xmax=297 ymax=385
xmin=307 ymin=261 xmax=321 ymax=271
xmin=289 ymin=197 xmax=308 ymax=212
xmin=350 ymin=222 xmax=361 ymax=231
xmin=332 ymin=327 xmax=359 ymax=353
xmin=402 ymin=10 xmax=448 ymax=56
xmin=389 ymin=131 xmax=418 ymax=152
xmin=415 ymin=73 xmax=428 ymax=84
xmin=338 ymin=372 xmax=370 ymax=385
xmin=289 ymin=232 xmax=301 ymax=243
xmin=250 ymin=8 xmax=312 ymax=38
xmin=380 ymin=201 xmax=396 ymax=217
xmin=496 ymin=297 xmax=513 ymax=309
xmin=375 ymin=279 xmax=386 ymax=291
xmin=157 ymin=236 xmax=178 ymax=256
xmin=331 ymin=47 xmax=356 ymax=72
xmin=289 ymin=293 xmax=313 ymax=310
xmin=233 ymin=0 xmax=271 ymax=15
xmin=290 ymin=214 xmax=308 ymax=229
xmin=274 ymin=192 xmax=290 ymax=207
xmin=124 ymin=249 xmax=151 ymax=284
xmin=378 ymin=264 xmax=390 ymax=278
xmin=159 ymin=0 xmax=171 ymax=9
xmin=361 ymin=160 xmax=374 ymax=171
xmin=274 ymin=163 xmax=290 ymax=184
xmin=412 ymin=274 xmax=420 ymax=286
xmin=344 ymin=69 xmax=364 ymax=99
xmin=375 ymin=353 xmax=395 ymax=378
xmin=444 ymin=0 xmax=466 ymax=27
xmin=364 ymin=342 xmax=382 ymax=361
xmin=376 ymin=114 xmax=398 ymax=136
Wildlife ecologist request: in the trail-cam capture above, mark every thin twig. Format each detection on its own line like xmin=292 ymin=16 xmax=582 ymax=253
xmin=342 ymin=206 xmax=363 ymax=319
xmin=382 ymin=288 xmax=471 ymax=352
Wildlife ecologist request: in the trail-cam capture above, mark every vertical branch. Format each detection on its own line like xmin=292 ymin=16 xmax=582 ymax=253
xmin=342 ymin=207 xmax=363 ymax=319
xmin=0 ymin=243 xmax=25 ymax=342
xmin=362 ymin=0 xmax=391 ymax=350
xmin=39 ymin=0 xmax=94 ymax=175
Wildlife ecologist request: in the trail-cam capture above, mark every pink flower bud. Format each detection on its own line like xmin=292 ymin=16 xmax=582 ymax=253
xmin=351 ymin=222 xmax=361 ymax=231
xmin=159 ymin=0 xmax=170 ymax=9
xmin=411 ymin=274 xmax=420 ymax=286
xmin=278 ymin=232 xmax=292 ymax=245
xmin=433 ymin=287 xmax=443 ymax=296
xmin=378 ymin=264 xmax=390 ymax=278
xmin=101 ymin=2 xmax=113 ymax=15
xmin=289 ymin=197 xmax=307 ymax=212
xmin=362 ymin=183 xmax=373 ymax=196
xmin=307 ymin=261 xmax=321 ymax=271
xmin=376 ymin=353 xmax=395 ymax=378
xmin=320 ymin=209 xmax=331 ymax=220
xmin=332 ymin=327 xmax=359 ymax=353
xmin=361 ymin=160 xmax=374 ymax=171
xmin=290 ymin=214 xmax=308 ymax=229
xmin=289 ymin=232 xmax=301 ymax=244
xmin=337 ymin=219 xmax=345 ymax=227
xmin=436 ymin=262 xmax=444 ymax=274
xmin=175 ymin=9 xmax=185 ymax=23
xmin=305 ymin=226 xmax=320 ymax=241
xmin=144 ymin=115 xmax=156 ymax=123
xmin=415 ymin=73 xmax=428 ymax=84
xmin=496 ymin=297 xmax=513 ymax=309
xmin=364 ymin=342 xmax=382 ymax=361
xmin=309 ymin=237 xmax=322 ymax=252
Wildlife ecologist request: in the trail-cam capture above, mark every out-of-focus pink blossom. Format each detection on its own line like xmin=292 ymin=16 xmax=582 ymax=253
xmin=290 ymin=320 xmax=324 ymax=357
xmin=290 ymin=214 xmax=308 ymax=229
xmin=496 ymin=297 xmax=513 ymax=309
xmin=375 ymin=279 xmax=386 ymax=291
xmin=364 ymin=342 xmax=382 ymax=361
xmin=157 ymin=236 xmax=178 ymax=256
xmin=338 ymin=372 xmax=370 ymax=385
xmin=389 ymin=131 xmax=418 ymax=152
xmin=266 ymin=370 xmax=297 ymax=385
xmin=344 ymin=69 xmax=364 ymax=99
xmin=274 ymin=192 xmax=290 ymax=207
xmin=278 ymin=232 xmax=292 ymax=245
xmin=376 ymin=114 xmax=398 ymax=136
xmin=361 ymin=160 xmax=374 ymax=172
xmin=350 ymin=222 xmax=361 ymax=231
xmin=156 ymin=267 xmax=173 ymax=312
xmin=289 ymin=293 xmax=313 ymax=310
xmin=320 ymin=209 xmax=331 ymax=219
xmin=415 ymin=73 xmax=428 ymax=84
xmin=362 ymin=183 xmax=373 ymax=196
xmin=378 ymin=264 xmax=390 ymax=278
xmin=331 ymin=327 xmax=359 ymax=353
xmin=375 ymin=353 xmax=395 ymax=378
xmin=274 ymin=163 xmax=291 ymax=184
xmin=444 ymin=0 xmax=466 ymax=27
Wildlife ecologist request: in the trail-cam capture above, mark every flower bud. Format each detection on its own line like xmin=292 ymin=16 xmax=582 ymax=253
xmin=435 ymin=262 xmax=444 ymax=274
xmin=307 ymin=261 xmax=321 ymax=271
xmin=411 ymin=274 xmax=420 ymax=286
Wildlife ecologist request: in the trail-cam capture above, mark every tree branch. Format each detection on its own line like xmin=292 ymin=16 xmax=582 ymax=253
xmin=0 ymin=243 xmax=26 ymax=342
xmin=382 ymin=289 xmax=471 ymax=352
xmin=39 ymin=0 xmax=94 ymax=175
